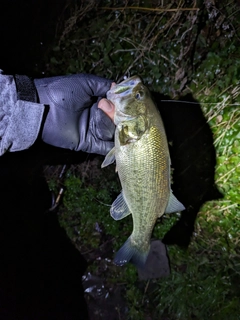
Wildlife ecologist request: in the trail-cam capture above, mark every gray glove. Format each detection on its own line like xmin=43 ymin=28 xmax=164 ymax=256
xmin=34 ymin=74 xmax=115 ymax=155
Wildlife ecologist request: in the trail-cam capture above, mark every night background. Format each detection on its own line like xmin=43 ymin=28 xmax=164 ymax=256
xmin=0 ymin=1 xmax=240 ymax=319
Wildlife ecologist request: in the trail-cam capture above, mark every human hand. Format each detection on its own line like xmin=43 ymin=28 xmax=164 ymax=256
xmin=34 ymin=74 xmax=116 ymax=155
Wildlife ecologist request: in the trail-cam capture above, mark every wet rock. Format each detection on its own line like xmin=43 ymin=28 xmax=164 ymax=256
xmin=82 ymin=273 xmax=128 ymax=320
xmin=138 ymin=240 xmax=170 ymax=280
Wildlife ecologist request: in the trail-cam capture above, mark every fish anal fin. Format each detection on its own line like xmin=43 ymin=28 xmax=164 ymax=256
xmin=110 ymin=192 xmax=131 ymax=220
xmin=164 ymin=190 xmax=185 ymax=214
xmin=101 ymin=147 xmax=115 ymax=168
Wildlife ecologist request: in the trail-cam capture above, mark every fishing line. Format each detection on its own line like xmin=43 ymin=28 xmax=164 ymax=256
xmin=160 ymin=100 xmax=240 ymax=106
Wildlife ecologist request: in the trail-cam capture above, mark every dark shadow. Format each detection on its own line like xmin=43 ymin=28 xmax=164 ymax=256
xmin=0 ymin=0 xmax=66 ymax=76
xmin=0 ymin=1 xmax=95 ymax=317
xmin=152 ymin=93 xmax=223 ymax=247
xmin=0 ymin=146 xmax=89 ymax=320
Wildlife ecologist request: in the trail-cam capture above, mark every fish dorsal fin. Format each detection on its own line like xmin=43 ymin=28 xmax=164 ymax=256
xmin=101 ymin=147 xmax=115 ymax=168
xmin=110 ymin=191 xmax=131 ymax=220
xmin=165 ymin=190 xmax=185 ymax=214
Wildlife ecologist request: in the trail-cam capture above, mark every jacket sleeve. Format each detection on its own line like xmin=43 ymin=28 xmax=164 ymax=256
xmin=0 ymin=71 xmax=45 ymax=156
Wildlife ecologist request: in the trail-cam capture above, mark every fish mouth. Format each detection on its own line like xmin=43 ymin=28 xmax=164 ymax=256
xmin=114 ymin=86 xmax=132 ymax=94
xmin=108 ymin=75 xmax=142 ymax=96
xmin=117 ymin=75 xmax=142 ymax=86
xmin=107 ymin=75 xmax=142 ymax=124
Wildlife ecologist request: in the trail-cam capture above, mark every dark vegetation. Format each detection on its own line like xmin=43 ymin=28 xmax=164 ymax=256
xmin=43 ymin=1 xmax=240 ymax=319
xmin=1 ymin=0 xmax=239 ymax=319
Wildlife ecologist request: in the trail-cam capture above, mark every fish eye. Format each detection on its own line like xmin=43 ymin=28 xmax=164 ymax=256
xmin=135 ymin=91 xmax=144 ymax=100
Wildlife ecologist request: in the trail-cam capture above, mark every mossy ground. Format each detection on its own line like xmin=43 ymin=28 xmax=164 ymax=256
xmin=43 ymin=1 xmax=240 ymax=319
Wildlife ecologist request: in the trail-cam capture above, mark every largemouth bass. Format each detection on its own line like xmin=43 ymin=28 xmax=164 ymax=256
xmin=102 ymin=76 xmax=185 ymax=269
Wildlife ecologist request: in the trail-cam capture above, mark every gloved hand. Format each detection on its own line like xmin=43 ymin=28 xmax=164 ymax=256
xmin=34 ymin=73 xmax=115 ymax=155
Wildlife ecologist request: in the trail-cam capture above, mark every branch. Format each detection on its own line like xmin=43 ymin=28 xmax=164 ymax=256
xmin=99 ymin=6 xmax=200 ymax=12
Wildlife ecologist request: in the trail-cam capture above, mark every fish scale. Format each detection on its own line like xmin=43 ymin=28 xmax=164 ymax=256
xmin=116 ymin=126 xmax=170 ymax=254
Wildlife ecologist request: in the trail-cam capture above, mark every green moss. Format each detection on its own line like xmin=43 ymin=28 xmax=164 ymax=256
xmin=59 ymin=172 xmax=124 ymax=248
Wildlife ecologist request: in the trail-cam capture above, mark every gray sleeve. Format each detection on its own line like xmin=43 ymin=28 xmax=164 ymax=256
xmin=0 ymin=71 xmax=45 ymax=155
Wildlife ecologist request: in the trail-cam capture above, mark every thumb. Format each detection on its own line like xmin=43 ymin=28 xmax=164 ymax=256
xmin=98 ymin=98 xmax=115 ymax=122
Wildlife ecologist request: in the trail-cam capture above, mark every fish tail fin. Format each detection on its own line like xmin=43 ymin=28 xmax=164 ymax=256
xmin=114 ymin=236 xmax=149 ymax=269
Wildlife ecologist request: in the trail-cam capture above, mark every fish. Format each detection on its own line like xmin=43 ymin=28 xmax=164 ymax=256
xmin=101 ymin=75 xmax=185 ymax=269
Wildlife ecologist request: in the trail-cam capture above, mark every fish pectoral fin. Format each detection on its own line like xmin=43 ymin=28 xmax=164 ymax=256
xmin=101 ymin=147 xmax=116 ymax=168
xmin=164 ymin=190 xmax=185 ymax=214
xmin=110 ymin=191 xmax=131 ymax=220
